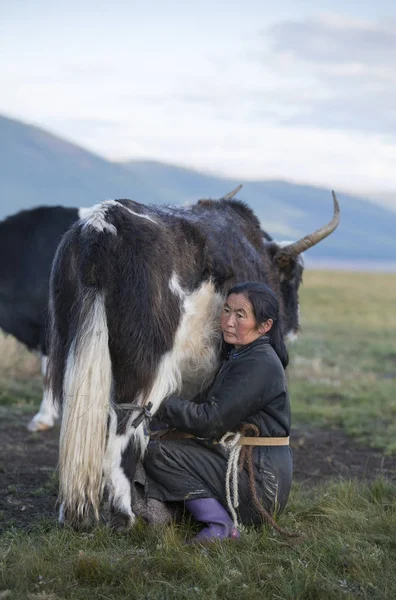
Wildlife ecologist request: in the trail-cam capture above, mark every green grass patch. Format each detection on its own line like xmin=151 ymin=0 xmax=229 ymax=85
xmin=0 ymin=379 xmax=42 ymax=430
xmin=1 ymin=480 xmax=396 ymax=599
xmin=288 ymin=271 xmax=396 ymax=452
xmin=0 ymin=378 xmax=41 ymax=407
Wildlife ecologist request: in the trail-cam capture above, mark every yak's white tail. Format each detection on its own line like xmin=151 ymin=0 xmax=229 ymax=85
xmin=59 ymin=291 xmax=112 ymax=524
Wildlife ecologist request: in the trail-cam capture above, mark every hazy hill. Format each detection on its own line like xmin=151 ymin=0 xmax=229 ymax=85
xmin=0 ymin=115 xmax=166 ymax=213
xmin=1 ymin=114 xmax=396 ymax=261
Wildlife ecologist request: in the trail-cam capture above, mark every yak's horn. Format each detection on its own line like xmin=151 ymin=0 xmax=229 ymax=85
xmin=220 ymin=184 xmax=243 ymax=201
xmin=276 ymin=191 xmax=340 ymax=258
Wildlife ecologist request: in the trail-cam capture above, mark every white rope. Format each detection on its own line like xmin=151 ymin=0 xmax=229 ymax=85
xmin=220 ymin=431 xmax=242 ymax=530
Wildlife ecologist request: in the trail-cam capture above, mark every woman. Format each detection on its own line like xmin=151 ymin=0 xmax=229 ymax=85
xmin=144 ymin=281 xmax=292 ymax=542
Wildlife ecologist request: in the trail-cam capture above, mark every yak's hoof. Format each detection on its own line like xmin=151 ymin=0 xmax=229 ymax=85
xmin=58 ymin=503 xmax=96 ymax=532
xmin=27 ymin=417 xmax=54 ymax=432
xmin=108 ymin=508 xmax=135 ymax=532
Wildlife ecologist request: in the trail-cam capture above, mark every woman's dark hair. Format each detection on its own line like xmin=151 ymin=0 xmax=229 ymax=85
xmin=227 ymin=281 xmax=289 ymax=368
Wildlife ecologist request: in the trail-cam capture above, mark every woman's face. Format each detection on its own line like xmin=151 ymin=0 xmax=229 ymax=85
xmin=220 ymin=293 xmax=272 ymax=348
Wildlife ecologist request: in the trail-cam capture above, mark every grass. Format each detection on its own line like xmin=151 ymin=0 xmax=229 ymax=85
xmin=0 ymin=334 xmax=42 ymax=430
xmin=288 ymin=271 xmax=396 ymax=452
xmin=1 ymin=270 xmax=396 ymax=599
xmin=1 ymin=479 xmax=396 ymax=599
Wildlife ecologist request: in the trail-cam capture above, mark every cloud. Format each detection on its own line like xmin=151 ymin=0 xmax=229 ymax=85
xmin=280 ymin=88 xmax=396 ymax=136
xmin=247 ymin=16 xmax=396 ymax=137
xmin=267 ymin=15 xmax=396 ymax=68
xmin=134 ymin=16 xmax=396 ymax=138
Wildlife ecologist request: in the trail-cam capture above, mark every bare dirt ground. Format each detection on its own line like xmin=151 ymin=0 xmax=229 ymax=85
xmin=2 ymin=416 xmax=396 ymax=533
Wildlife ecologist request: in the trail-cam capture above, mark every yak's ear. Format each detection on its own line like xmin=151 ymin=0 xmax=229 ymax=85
xmin=275 ymin=253 xmax=301 ymax=283
xmin=263 ymin=241 xmax=302 ymax=285
xmin=274 ymin=250 xmax=298 ymax=274
xmin=263 ymin=241 xmax=294 ymax=271
xmin=262 ymin=240 xmax=279 ymax=258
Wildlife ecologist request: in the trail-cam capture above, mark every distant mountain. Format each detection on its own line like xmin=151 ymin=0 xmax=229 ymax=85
xmin=0 ymin=115 xmax=166 ymax=214
xmin=1 ymin=114 xmax=396 ymax=261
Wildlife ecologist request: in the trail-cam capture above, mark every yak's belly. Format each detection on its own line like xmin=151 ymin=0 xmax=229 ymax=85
xmin=171 ymin=279 xmax=225 ymax=398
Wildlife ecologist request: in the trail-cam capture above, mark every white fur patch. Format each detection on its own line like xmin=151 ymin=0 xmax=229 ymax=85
xmin=80 ymin=200 xmax=157 ymax=235
xmin=169 ymin=272 xmax=185 ymax=299
xmin=103 ymin=408 xmax=136 ymax=525
xmin=121 ymin=205 xmax=158 ymax=225
xmin=80 ymin=200 xmax=118 ymax=235
xmin=78 ymin=207 xmax=93 ymax=220
xmin=285 ymin=330 xmax=299 ymax=343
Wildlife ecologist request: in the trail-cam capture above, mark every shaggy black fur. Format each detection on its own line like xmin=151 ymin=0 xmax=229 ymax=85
xmin=0 ymin=206 xmax=78 ymax=353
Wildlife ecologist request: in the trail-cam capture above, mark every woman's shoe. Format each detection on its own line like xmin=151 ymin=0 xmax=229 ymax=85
xmin=185 ymin=498 xmax=240 ymax=543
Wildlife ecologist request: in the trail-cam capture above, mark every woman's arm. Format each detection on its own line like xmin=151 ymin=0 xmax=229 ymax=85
xmin=158 ymin=353 xmax=286 ymax=439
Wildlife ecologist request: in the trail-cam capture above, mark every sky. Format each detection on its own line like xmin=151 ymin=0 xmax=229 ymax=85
xmin=2 ymin=0 xmax=396 ymax=205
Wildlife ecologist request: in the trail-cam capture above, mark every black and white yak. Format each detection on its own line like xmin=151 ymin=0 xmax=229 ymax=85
xmin=47 ymin=192 xmax=340 ymax=528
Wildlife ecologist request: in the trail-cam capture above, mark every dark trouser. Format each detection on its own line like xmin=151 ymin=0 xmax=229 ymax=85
xmin=143 ymin=438 xmax=293 ymax=526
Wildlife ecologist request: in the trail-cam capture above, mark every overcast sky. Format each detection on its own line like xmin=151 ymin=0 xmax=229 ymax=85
xmin=2 ymin=0 xmax=396 ymax=204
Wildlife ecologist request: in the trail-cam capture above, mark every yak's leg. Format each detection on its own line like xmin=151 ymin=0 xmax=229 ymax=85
xmin=103 ymin=407 xmax=140 ymax=530
xmin=27 ymin=356 xmax=59 ymax=432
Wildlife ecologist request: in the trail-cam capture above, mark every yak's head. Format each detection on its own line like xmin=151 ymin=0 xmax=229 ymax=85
xmin=201 ymin=185 xmax=340 ymax=342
